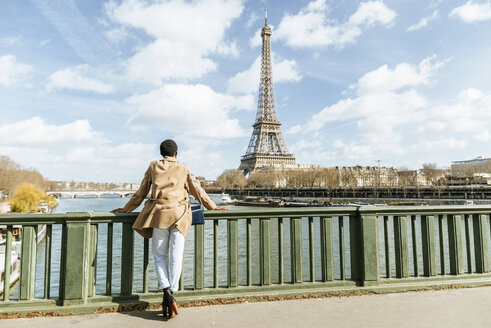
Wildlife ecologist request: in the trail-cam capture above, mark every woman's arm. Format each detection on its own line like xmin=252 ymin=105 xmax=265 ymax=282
xmin=111 ymin=165 xmax=152 ymax=213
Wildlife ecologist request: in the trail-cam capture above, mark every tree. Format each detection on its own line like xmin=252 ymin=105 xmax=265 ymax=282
xmin=8 ymin=183 xmax=58 ymax=213
xmin=215 ymin=169 xmax=247 ymax=190
xmin=247 ymin=168 xmax=281 ymax=188
xmin=340 ymin=167 xmax=358 ymax=197
xmin=319 ymin=168 xmax=339 ymax=200
xmin=0 ymin=156 xmax=47 ymax=196
xmin=420 ymin=163 xmax=446 ymax=186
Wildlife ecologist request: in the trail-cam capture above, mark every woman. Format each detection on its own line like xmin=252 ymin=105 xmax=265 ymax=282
xmin=112 ymin=139 xmax=228 ymax=319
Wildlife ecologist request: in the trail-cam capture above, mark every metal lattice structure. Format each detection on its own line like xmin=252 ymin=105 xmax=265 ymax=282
xmin=239 ymin=12 xmax=296 ymax=174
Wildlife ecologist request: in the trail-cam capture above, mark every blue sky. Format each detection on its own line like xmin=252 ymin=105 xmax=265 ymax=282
xmin=1 ymin=0 xmax=490 ymax=182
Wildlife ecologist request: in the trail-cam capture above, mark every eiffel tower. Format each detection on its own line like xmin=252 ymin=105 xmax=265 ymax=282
xmin=239 ymin=11 xmax=296 ymax=175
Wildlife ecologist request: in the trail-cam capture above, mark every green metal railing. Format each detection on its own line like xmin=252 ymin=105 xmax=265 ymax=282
xmin=1 ymin=205 xmax=491 ymax=315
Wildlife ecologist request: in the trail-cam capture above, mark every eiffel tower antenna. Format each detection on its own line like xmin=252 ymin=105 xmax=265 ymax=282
xmin=239 ymin=11 xmax=296 ymax=175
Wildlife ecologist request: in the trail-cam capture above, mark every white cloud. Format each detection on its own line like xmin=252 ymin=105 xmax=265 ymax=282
xmin=419 ymin=88 xmax=491 ymax=137
xmin=126 ymin=84 xmax=254 ymax=140
xmin=105 ymin=0 xmax=244 ymax=84
xmin=474 ymin=130 xmax=490 ymax=141
xmin=216 ymin=41 xmax=240 ymax=58
xmin=288 ymin=56 xmax=491 ymax=166
xmin=46 ymin=64 xmax=115 ymax=94
xmin=348 ymin=1 xmax=396 ymax=26
xmin=414 ymin=138 xmax=467 ymax=151
xmin=450 ymin=1 xmax=491 ymax=22
xmin=227 ymin=53 xmax=302 ymax=94
xmin=290 ymin=139 xmax=322 ymax=153
xmin=246 ymin=11 xmax=260 ymax=28
xmin=275 ymin=0 xmax=396 ymax=49
xmin=407 ymin=10 xmax=438 ymax=31
xmin=104 ymin=27 xmax=128 ymax=45
xmin=0 ymin=55 xmax=33 ymax=88
xmin=0 ymin=117 xmax=105 ymax=147
xmin=0 ymin=117 xmax=156 ymax=181
xmin=354 ymin=54 xmax=445 ymax=94
xmin=124 ymin=39 xmax=217 ymax=83
xmin=290 ymin=56 xmax=447 ymax=161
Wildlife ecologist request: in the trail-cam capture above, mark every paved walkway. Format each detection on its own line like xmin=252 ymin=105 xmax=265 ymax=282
xmin=3 ymin=287 xmax=491 ymax=327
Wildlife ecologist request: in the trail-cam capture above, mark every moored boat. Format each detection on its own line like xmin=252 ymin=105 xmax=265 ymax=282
xmin=210 ymin=193 xmax=234 ymax=205
xmin=234 ymin=199 xmax=285 ymax=207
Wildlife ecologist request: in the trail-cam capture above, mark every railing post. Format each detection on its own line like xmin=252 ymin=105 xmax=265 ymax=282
xmin=227 ymin=219 xmax=238 ymax=287
xmin=472 ymin=214 xmax=489 ymax=273
xmin=320 ymin=217 xmax=334 ymax=282
xmin=194 ymin=224 xmax=205 ymax=290
xmin=2 ymin=226 xmax=13 ymax=301
xmin=447 ymin=214 xmax=464 ymax=275
xmin=87 ymin=224 xmax=98 ymax=298
xmin=106 ymin=222 xmax=113 ymax=296
xmin=121 ymin=221 xmax=134 ymax=295
xmin=290 ymin=217 xmax=303 ymax=283
xmin=308 ymin=217 xmax=315 ymax=282
xmin=259 ymin=218 xmax=271 ymax=285
xmin=421 ymin=215 xmax=437 ymax=277
xmin=383 ymin=216 xmax=391 ymax=278
xmin=19 ymin=225 xmax=37 ymax=301
xmin=394 ymin=215 xmax=409 ymax=278
xmin=143 ymin=238 xmax=149 ymax=293
xmin=59 ymin=214 xmax=92 ymax=304
xmin=438 ymin=215 xmax=446 ymax=275
xmin=214 ymin=220 xmax=220 ymax=288
xmin=44 ymin=225 xmax=52 ymax=299
xmin=278 ymin=218 xmax=284 ymax=284
xmin=350 ymin=207 xmax=379 ymax=286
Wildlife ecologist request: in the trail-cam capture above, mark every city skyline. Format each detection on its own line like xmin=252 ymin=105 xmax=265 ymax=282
xmin=1 ymin=1 xmax=490 ymax=182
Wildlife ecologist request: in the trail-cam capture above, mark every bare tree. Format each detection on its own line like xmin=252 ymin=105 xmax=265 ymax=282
xmin=340 ymin=167 xmax=358 ymax=197
xmin=0 ymin=156 xmax=47 ymax=196
xmin=215 ymin=169 xmax=247 ymax=190
xmin=320 ymin=168 xmax=339 ymax=200
xmin=420 ymin=163 xmax=446 ymax=186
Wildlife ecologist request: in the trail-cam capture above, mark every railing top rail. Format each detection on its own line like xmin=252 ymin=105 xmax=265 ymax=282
xmin=362 ymin=205 xmax=491 ymax=216
xmin=0 ymin=212 xmax=137 ymax=225
xmin=203 ymin=206 xmax=359 ymax=219
xmin=0 ymin=205 xmax=490 ymax=225
xmin=0 ymin=207 xmax=359 ymax=224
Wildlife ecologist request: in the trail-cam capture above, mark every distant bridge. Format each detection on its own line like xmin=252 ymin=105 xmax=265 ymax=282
xmin=47 ymin=190 xmax=136 ymax=198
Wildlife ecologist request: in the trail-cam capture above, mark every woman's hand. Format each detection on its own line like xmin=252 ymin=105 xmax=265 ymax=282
xmin=111 ymin=208 xmax=127 ymax=213
xmin=214 ymin=206 xmax=229 ymax=210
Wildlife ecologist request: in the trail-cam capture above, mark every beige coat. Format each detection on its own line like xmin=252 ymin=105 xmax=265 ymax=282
xmin=123 ymin=157 xmax=217 ymax=238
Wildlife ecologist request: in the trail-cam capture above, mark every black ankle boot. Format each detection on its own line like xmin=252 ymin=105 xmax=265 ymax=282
xmin=162 ymin=288 xmax=170 ymax=318
xmin=163 ymin=288 xmax=178 ymax=318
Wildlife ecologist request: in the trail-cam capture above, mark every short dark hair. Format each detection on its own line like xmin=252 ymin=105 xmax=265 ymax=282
xmin=160 ymin=139 xmax=178 ymax=157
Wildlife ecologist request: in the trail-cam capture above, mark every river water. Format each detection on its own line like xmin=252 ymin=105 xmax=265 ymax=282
xmin=10 ymin=197 xmax=351 ymax=300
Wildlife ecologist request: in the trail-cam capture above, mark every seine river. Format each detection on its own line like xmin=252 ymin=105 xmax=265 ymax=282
xmin=9 ymin=197 xmax=352 ymax=300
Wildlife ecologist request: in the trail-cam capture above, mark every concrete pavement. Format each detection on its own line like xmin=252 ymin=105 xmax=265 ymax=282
xmin=2 ymin=286 xmax=491 ymax=327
